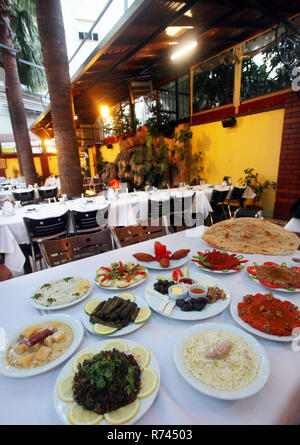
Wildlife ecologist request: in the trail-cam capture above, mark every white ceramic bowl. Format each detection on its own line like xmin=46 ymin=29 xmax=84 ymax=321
xmin=168 ymin=284 xmax=188 ymax=300
xmin=188 ymin=284 xmax=207 ymax=298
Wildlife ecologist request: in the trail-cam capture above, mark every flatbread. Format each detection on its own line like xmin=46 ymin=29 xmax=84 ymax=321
xmin=202 ymin=218 xmax=300 ymax=255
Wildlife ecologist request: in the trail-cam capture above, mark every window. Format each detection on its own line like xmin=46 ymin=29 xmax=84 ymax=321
xmin=78 ymin=32 xmax=98 ymax=41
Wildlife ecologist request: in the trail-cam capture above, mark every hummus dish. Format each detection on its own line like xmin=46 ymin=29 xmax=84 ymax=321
xmin=31 ymin=277 xmax=92 ymax=307
xmin=6 ymin=321 xmax=74 ymax=369
xmin=183 ymin=329 xmax=259 ymax=391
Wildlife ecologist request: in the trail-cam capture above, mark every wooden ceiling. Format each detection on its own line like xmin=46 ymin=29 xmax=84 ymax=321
xmin=31 ymin=0 xmax=300 ymax=137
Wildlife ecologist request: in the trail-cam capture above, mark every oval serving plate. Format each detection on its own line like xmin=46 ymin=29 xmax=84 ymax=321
xmin=247 ymin=261 xmax=300 ymax=293
xmin=0 ymin=314 xmax=84 ymax=378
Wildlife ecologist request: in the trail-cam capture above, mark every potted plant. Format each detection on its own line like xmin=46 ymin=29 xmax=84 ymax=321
xmin=239 ymin=168 xmax=277 ymax=210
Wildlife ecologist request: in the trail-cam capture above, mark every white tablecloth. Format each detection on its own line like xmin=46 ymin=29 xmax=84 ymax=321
xmin=0 ymin=225 xmax=25 ymax=272
xmin=285 ymin=218 xmax=300 ymax=233
xmin=0 ymin=226 xmax=299 ymax=425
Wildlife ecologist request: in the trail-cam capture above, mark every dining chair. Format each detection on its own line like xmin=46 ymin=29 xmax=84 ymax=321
xmin=40 ymin=228 xmax=114 ymax=267
xmin=111 ymin=221 xmax=167 ymax=248
xmin=226 ymin=186 xmax=246 ymax=218
xmin=170 ymin=192 xmax=195 ymax=232
xmin=209 ymin=189 xmax=229 ymax=225
xmin=38 ymin=187 xmax=58 ymax=202
xmin=148 ymin=198 xmax=172 ymax=234
xmin=12 ymin=190 xmax=35 ymax=205
xmin=23 ymin=211 xmax=70 ymax=271
xmin=71 ymin=205 xmax=110 ymax=235
xmin=233 ymin=208 xmax=263 ymax=219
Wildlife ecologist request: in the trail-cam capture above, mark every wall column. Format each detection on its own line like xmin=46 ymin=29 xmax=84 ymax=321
xmin=274 ymin=92 xmax=300 ymax=220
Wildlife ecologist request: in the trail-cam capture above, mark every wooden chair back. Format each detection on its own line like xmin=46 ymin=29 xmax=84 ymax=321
xmin=40 ymin=228 xmax=114 ymax=267
xmin=112 ymin=221 xmax=167 ymax=248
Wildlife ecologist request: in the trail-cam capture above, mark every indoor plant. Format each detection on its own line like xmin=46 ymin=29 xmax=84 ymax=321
xmin=239 ymin=168 xmax=277 ymax=209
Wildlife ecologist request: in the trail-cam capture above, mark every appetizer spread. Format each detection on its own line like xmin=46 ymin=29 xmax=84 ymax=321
xmin=85 ymin=295 xmax=151 ymax=335
xmin=192 ymin=249 xmax=247 ymax=272
xmin=202 ymin=217 xmax=300 ymax=255
xmin=56 ymin=340 xmax=158 ymax=425
xmin=182 ymin=329 xmax=259 ymax=391
xmin=6 ymin=321 xmax=74 ymax=369
xmin=133 ymin=241 xmax=190 ymax=268
xmin=238 ymin=292 xmax=300 ymax=336
xmin=31 ymin=277 xmax=92 ymax=307
xmin=247 ymin=262 xmax=300 ymax=291
xmin=95 ymin=262 xmax=147 ymax=288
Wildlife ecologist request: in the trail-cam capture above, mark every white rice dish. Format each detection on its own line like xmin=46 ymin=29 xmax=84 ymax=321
xmin=183 ymin=329 xmax=259 ymax=391
xmin=32 ymin=277 xmax=91 ymax=307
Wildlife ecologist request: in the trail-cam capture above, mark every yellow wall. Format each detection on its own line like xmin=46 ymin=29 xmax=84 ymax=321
xmin=47 ymin=155 xmax=59 ymax=176
xmin=191 ymin=109 xmax=285 ymax=217
xmin=5 ymin=157 xmax=43 ymax=179
xmin=101 ymin=142 xmax=120 ymax=163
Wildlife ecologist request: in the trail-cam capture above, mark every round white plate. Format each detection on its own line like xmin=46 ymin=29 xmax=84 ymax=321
xmin=0 ymin=314 xmax=84 ymax=378
xmin=134 ymin=251 xmax=189 ymax=270
xmin=30 ymin=278 xmax=93 ymax=311
xmin=53 ymin=338 xmax=160 ymax=425
xmin=94 ymin=266 xmax=148 ymax=290
xmin=247 ymin=262 xmax=300 ymax=293
xmin=230 ymin=294 xmax=298 ymax=342
xmin=173 ymin=322 xmax=270 ymax=400
xmin=82 ymin=294 xmax=150 ymax=337
xmin=145 ymin=271 xmax=230 ymax=321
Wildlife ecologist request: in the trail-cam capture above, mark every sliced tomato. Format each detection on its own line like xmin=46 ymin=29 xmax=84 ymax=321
xmin=263 ymin=262 xmax=278 ymax=266
xmin=247 ymin=266 xmax=257 ymax=275
xmin=172 ymin=268 xmax=184 ymax=281
xmin=154 ymin=241 xmax=166 ymax=257
xmin=258 ymin=279 xmax=280 ymax=289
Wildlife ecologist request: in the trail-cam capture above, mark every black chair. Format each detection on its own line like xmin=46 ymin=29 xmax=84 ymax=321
xmin=71 ymin=205 xmax=110 ymax=234
xmin=148 ymin=199 xmax=172 ymax=234
xmin=23 ymin=211 xmax=70 ymax=271
xmin=170 ymin=192 xmax=195 ymax=232
xmin=209 ymin=189 xmax=229 ymax=225
xmin=38 ymin=187 xmax=58 ymax=202
xmin=233 ymin=208 xmax=263 ymax=218
xmin=13 ymin=190 xmax=35 ymax=205
xmin=226 ymin=186 xmax=246 ymax=217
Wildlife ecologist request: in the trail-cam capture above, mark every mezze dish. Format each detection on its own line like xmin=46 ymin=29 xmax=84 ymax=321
xmin=247 ymin=262 xmax=300 ymax=292
xmin=54 ymin=339 xmax=160 ymax=425
xmin=31 ymin=277 xmax=92 ymax=309
xmin=173 ymin=323 xmax=270 ymax=400
xmin=192 ymin=249 xmax=247 ymax=273
xmin=6 ymin=321 xmax=74 ymax=370
xmin=95 ymin=262 xmax=148 ymax=289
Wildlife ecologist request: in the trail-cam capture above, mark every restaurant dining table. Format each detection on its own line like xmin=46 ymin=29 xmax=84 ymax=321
xmin=0 ymin=225 xmax=299 ymax=425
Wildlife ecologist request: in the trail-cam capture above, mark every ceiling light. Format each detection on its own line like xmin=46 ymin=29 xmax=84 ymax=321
xmin=184 ymin=9 xmax=193 ymax=17
xmin=171 ymin=40 xmax=197 ymax=60
xmin=100 ymin=105 xmax=109 ymax=119
xmin=166 ymin=26 xmax=193 ymax=37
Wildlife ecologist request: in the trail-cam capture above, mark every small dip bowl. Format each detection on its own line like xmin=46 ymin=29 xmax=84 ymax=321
xmin=188 ymin=284 xmax=207 ymax=298
xmin=178 ymin=277 xmax=195 ymax=287
xmin=168 ymin=284 xmax=188 ymax=300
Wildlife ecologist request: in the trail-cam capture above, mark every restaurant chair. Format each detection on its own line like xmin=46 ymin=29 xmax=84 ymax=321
xmin=40 ymin=228 xmax=114 ymax=267
xmin=233 ymin=208 xmax=263 ymax=218
xmin=71 ymin=205 xmax=110 ymax=235
xmin=208 ymin=189 xmax=229 ymax=225
xmin=12 ymin=190 xmax=35 ymax=206
xmin=226 ymin=186 xmax=246 ymax=218
xmin=112 ymin=221 xmax=167 ymax=248
xmin=23 ymin=211 xmax=70 ymax=271
xmin=148 ymin=198 xmax=172 ymax=234
xmin=38 ymin=187 xmax=58 ymax=202
xmin=170 ymin=192 xmax=195 ymax=232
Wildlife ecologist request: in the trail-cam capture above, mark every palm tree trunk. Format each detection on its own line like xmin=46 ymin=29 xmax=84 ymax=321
xmin=34 ymin=0 xmax=82 ymax=198
xmin=0 ymin=10 xmax=37 ymax=185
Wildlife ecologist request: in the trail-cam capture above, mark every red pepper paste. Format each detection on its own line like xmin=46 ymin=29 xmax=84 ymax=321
xmin=238 ymin=292 xmax=300 ymax=336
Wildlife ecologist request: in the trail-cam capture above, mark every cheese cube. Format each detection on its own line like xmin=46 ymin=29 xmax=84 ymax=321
xmin=19 ymin=353 xmax=35 ymax=368
xmin=23 ymin=325 xmax=40 ymax=339
xmin=35 ymin=346 xmax=51 ymax=362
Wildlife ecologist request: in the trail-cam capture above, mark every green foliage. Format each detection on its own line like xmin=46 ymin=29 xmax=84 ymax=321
xmin=110 ymin=106 xmax=140 ymax=137
xmin=173 ymin=128 xmax=193 ymax=160
xmin=4 ymin=0 xmax=46 ymax=92
xmin=145 ymin=104 xmax=176 ymax=138
xmin=239 ymin=168 xmax=277 ymax=203
xmin=95 ymin=151 xmax=108 ymax=176
xmin=190 ymin=152 xmax=204 ymax=184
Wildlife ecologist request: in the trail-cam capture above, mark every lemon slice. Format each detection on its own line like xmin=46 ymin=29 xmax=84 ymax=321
xmin=57 ymin=374 xmax=74 ymax=402
xmin=138 ymin=368 xmax=158 ymax=399
xmin=72 ymin=350 xmax=98 ymax=373
xmin=84 ymin=299 xmax=102 ymax=315
xmin=93 ymin=323 xmax=118 ymax=336
xmin=104 ymin=399 xmax=140 ymax=425
xmin=129 ymin=345 xmax=150 ymax=370
xmin=118 ymin=292 xmax=136 ymax=302
xmin=116 ymin=281 xmax=131 ymax=288
xmin=68 ymin=403 xmax=103 ymax=425
xmin=101 ymin=339 xmax=129 ymax=352
xmin=134 ymin=307 xmax=152 ymax=324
